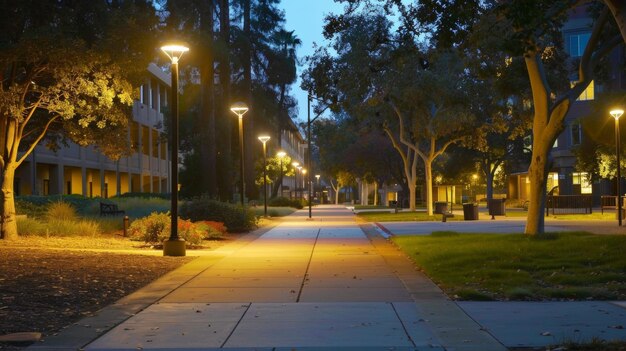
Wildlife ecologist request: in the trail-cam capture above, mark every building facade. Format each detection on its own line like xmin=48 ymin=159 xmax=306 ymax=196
xmin=14 ymin=64 xmax=171 ymax=198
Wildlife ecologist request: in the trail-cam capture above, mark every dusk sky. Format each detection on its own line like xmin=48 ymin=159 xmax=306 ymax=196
xmin=278 ymin=0 xmax=345 ymax=123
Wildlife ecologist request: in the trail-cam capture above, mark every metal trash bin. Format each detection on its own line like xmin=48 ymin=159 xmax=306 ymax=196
xmin=388 ymin=200 xmax=397 ymax=208
xmin=463 ymin=203 xmax=479 ymax=220
xmin=434 ymin=201 xmax=448 ymax=214
xmin=488 ymin=198 xmax=506 ymax=218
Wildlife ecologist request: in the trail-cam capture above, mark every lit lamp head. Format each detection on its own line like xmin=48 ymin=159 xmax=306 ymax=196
xmin=292 ymin=161 xmax=300 ymax=168
xmin=472 ymin=174 xmax=478 ymax=180
xmin=277 ymin=151 xmax=286 ymax=158
xmin=160 ymin=43 xmax=189 ymax=64
xmin=297 ymin=166 xmax=302 ymax=171
xmin=315 ymin=174 xmax=320 ymax=180
xmin=258 ymin=136 xmax=271 ymax=145
xmin=230 ymin=102 xmax=249 ymax=118
xmin=302 ymin=169 xmax=307 ymax=175
xmin=611 ymin=109 xmax=624 ymax=120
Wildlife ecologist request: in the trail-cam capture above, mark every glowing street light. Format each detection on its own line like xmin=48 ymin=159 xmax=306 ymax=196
xmin=611 ymin=109 xmax=624 ymax=226
xmin=161 ymin=42 xmax=189 ymax=257
xmin=258 ymin=136 xmax=271 ymax=217
xmin=231 ymin=102 xmax=249 ymax=207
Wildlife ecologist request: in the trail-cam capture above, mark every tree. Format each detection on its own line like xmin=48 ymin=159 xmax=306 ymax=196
xmin=497 ymin=1 xmax=622 ymax=234
xmin=0 ymin=1 xmax=158 ymax=239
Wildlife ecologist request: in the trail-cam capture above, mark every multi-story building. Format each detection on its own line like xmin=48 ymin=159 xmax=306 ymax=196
xmin=508 ymin=6 xmax=623 ymax=204
xmin=278 ymin=118 xmax=306 ymax=199
xmin=14 ymin=63 xmax=171 ymax=198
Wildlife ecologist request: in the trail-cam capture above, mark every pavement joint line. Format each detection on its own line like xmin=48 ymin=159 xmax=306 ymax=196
xmin=390 ymin=302 xmax=417 ymax=348
xmin=154 ymin=225 xmax=277 ymax=304
xmin=296 ymin=228 xmax=322 ymax=303
xmin=219 ymin=303 xmax=252 ymax=348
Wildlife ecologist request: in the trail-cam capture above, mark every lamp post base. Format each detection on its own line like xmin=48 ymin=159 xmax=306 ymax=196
xmin=163 ymin=238 xmax=186 ymax=256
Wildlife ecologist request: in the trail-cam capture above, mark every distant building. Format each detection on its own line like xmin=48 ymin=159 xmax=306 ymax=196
xmin=14 ymin=64 xmax=171 ymax=198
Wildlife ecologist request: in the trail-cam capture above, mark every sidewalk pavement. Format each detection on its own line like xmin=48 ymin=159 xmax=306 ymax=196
xmin=30 ymin=205 xmax=625 ymax=350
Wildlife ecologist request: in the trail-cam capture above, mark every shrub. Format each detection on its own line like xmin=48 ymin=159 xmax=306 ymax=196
xmin=180 ymin=197 xmax=257 ymax=232
xmin=17 ymin=217 xmax=100 ymax=237
xmin=15 ymin=199 xmax=46 ymax=218
xmin=195 ymin=222 xmax=224 ymax=240
xmin=128 ymin=212 xmax=206 ymax=246
xmin=116 ymin=192 xmax=170 ymax=200
xmin=268 ymin=197 xmax=303 ymax=209
xmin=201 ymin=221 xmax=227 ymax=235
xmin=46 ymin=202 xmax=77 ymax=221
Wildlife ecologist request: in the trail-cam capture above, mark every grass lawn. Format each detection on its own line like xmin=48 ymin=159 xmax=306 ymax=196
xmin=393 ymin=231 xmax=626 ymax=301
xmin=357 ymin=211 xmax=463 ymax=222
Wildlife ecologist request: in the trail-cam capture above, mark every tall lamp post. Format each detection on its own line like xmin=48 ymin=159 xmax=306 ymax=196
xmin=231 ymin=102 xmax=249 ymax=207
xmin=258 ymin=136 xmax=271 ymax=217
xmin=611 ymin=109 xmax=624 ymax=226
xmin=292 ymin=162 xmax=299 ymax=199
xmin=277 ymin=151 xmax=286 ymax=197
xmin=161 ymin=42 xmax=189 ymax=257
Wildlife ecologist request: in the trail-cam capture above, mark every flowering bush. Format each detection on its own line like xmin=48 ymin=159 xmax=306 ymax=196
xmin=128 ymin=212 xmax=207 ymax=246
xmin=195 ymin=221 xmax=226 ymax=240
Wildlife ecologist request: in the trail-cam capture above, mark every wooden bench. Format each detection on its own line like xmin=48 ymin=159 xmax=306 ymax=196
xmin=99 ymin=202 xmax=125 ymax=216
xmin=442 ymin=212 xmax=454 ymax=222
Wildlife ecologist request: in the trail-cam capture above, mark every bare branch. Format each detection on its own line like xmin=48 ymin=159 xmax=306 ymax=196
xmin=16 ymin=116 xmax=59 ymax=167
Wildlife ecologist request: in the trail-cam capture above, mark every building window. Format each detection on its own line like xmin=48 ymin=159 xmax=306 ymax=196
xmin=573 ymin=172 xmax=592 ymax=194
xmin=569 ymin=32 xmax=590 ymax=57
xmin=547 ymin=172 xmax=559 ymax=192
xmin=578 ymin=80 xmax=594 ymax=101
xmin=571 ymin=123 xmax=582 ymax=145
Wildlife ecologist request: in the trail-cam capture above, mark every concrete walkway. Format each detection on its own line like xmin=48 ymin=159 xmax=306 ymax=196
xmin=31 ymin=205 xmax=505 ymax=350
xmin=29 ymin=205 xmax=626 ymax=350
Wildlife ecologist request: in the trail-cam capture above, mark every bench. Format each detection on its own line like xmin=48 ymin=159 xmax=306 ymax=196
xmin=442 ymin=212 xmax=454 ymax=222
xmin=99 ymin=202 xmax=125 ymax=216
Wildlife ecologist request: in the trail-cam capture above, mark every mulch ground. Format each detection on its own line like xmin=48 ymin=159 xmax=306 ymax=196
xmin=0 ymin=247 xmax=193 ymax=349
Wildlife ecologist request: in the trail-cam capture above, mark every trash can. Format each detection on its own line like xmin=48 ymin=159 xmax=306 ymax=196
xmin=388 ymin=200 xmax=398 ymax=208
xmin=488 ymin=198 xmax=506 ymax=218
xmin=463 ymin=203 xmax=479 ymax=220
xmin=434 ymin=201 xmax=448 ymax=214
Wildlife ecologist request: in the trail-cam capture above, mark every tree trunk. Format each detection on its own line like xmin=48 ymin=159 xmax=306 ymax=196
xmin=605 ymin=1 xmax=626 ymax=43
xmin=525 ymin=149 xmax=549 ymax=235
xmin=217 ymin=0 xmax=232 ymax=201
xmin=1 ymin=165 xmax=18 ymax=240
xmin=200 ymin=1 xmax=217 ymax=198
xmin=486 ymin=169 xmax=494 ymax=201
xmin=242 ymin=0 xmax=256 ymax=201
xmin=335 ymin=187 xmax=340 ymax=204
xmin=374 ymin=182 xmax=378 ymax=206
xmin=424 ymin=160 xmax=434 ymax=216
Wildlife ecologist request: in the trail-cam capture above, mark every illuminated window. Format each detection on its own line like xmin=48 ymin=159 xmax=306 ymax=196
xmin=553 ymin=138 xmax=558 ymax=148
xmin=569 ymin=33 xmax=590 ymax=57
xmin=577 ymin=80 xmax=594 ymax=101
xmin=573 ymin=172 xmax=592 ymax=194
xmin=547 ymin=172 xmax=559 ymax=192
xmin=571 ymin=123 xmax=582 ymax=145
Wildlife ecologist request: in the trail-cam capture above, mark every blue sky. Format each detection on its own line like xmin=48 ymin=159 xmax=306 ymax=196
xmin=278 ymin=0 xmax=345 ymax=123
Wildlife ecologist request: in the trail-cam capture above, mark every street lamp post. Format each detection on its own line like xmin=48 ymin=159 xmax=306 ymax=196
xmin=277 ymin=151 xmax=286 ymax=198
xmin=258 ymin=136 xmax=271 ymax=217
xmin=161 ymin=42 xmax=189 ymax=257
xmin=611 ymin=109 xmax=624 ymax=226
xmin=307 ymin=93 xmax=332 ymax=218
xmin=231 ymin=102 xmax=249 ymax=207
